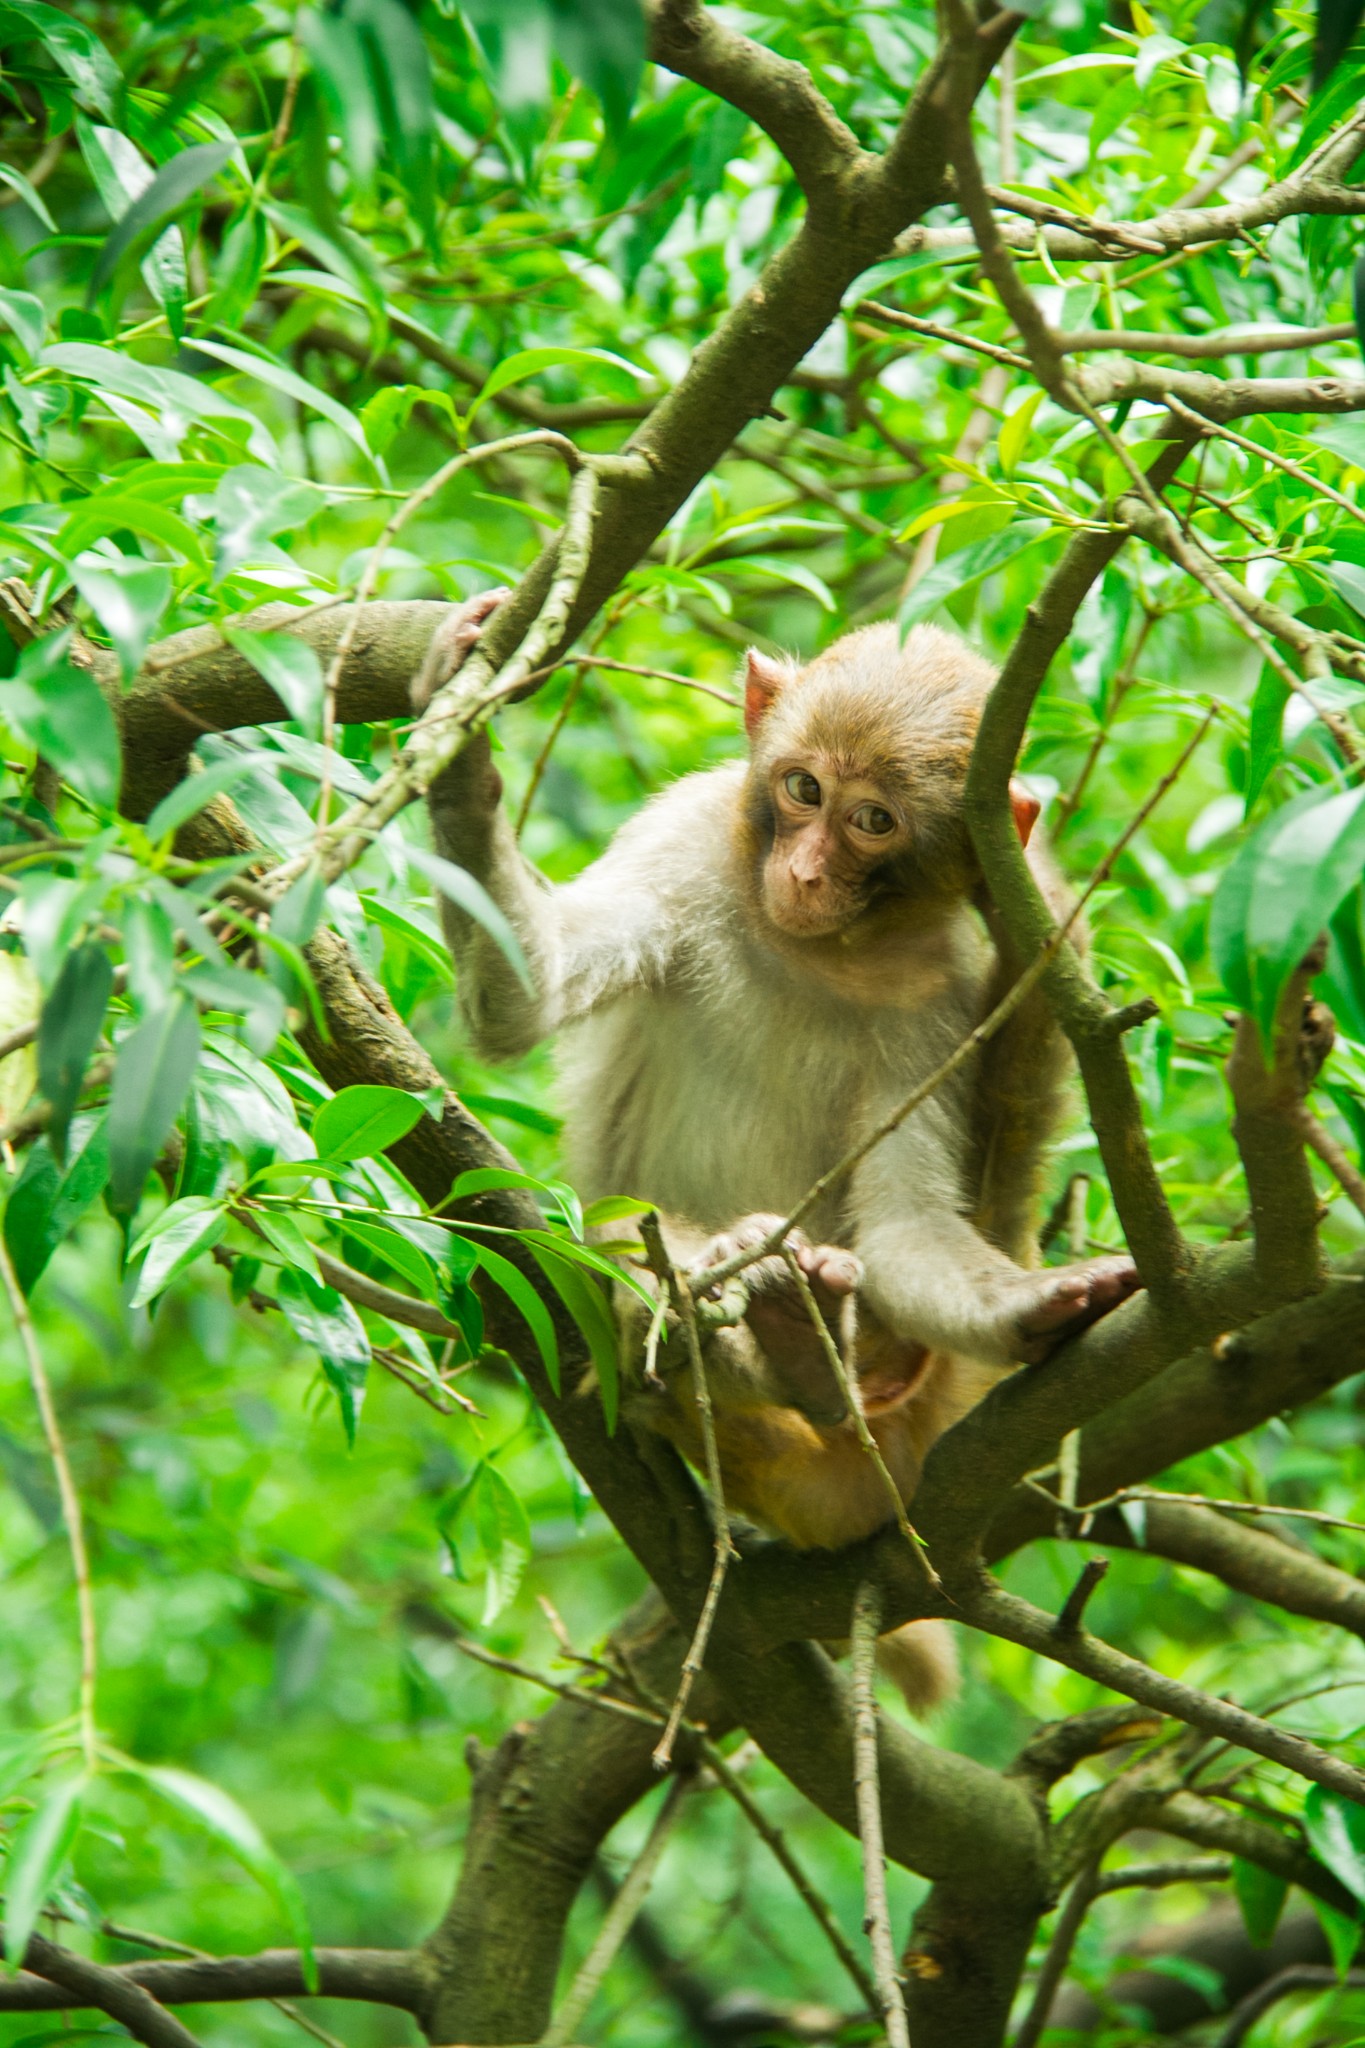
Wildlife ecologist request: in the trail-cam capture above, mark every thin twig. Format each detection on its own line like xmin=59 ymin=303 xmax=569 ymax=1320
xmin=656 ymin=1275 xmax=736 ymax=1771
xmin=1059 ymin=320 xmax=1355 ymax=359
xmin=1162 ymin=395 xmax=1365 ymax=532
xmin=539 ymin=1775 xmax=690 ymax=2048
xmin=451 ymin=1636 xmax=667 ymax=1729
xmin=1011 ymin=1861 xmax=1100 ymax=2048
xmin=781 ymin=1250 xmax=941 ymax=1592
xmin=698 ymin=1740 xmax=879 ymax=2011
xmin=638 ymin=1212 xmax=737 ymax=1770
xmin=1298 ymin=1106 xmax=1365 ymax=1219
xmin=0 ymin=1233 xmax=97 ymax=1771
xmin=515 ymin=666 xmax=586 ymax=836
xmin=851 ymin=1583 xmax=910 ymax=2048
xmin=1081 ymin=1483 xmax=1365 ymax=1540
xmin=856 ymin=301 xmax=1030 ymax=372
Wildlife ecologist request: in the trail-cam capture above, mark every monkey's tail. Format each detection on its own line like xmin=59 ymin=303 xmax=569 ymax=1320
xmin=875 ymin=1619 xmax=960 ymax=1715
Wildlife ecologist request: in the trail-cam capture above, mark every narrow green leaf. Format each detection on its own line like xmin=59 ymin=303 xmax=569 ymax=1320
xmin=276 ymin=1267 xmax=370 ymax=1444
xmin=4 ymin=1773 xmax=84 ymax=1969
xmin=107 ymin=995 xmax=202 ymax=1212
xmin=190 ymin=337 xmax=373 ymax=462
xmin=88 ymin=142 xmax=233 ymax=304
xmin=67 ymin=553 xmax=172 ymax=682
xmin=475 ymin=1464 xmax=532 ymax=1624
xmin=38 ymin=943 xmax=113 ymax=1160
xmin=312 ymin=1085 xmax=424 ymax=1163
xmin=0 ymin=2 xmax=118 ymax=116
xmin=338 ymin=1217 xmax=439 ymax=1300
xmin=131 ymin=1762 xmax=316 ymax=1988
xmin=0 ymin=287 xmax=45 ymax=359
xmin=529 ymin=1244 xmax=618 ymax=1426
xmin=145 ymin=752 xmax=272 ymax=842
xmin=211 ymin=469 xmax=324 ymax=584
xmin=899 ymin=522 xmax=1050 ymax=628
xmin=4 ymin=630 xmax=121 ymax=811
xmin=470 ymin=345 xmax=649 ymax=421
xmin=130 ymin=1197 xmax=227 ymax=1306
xmin=1232 ymin=1857 xmax=1288 ymax=1947
xmin=471 ymin=1241 xmax=560 ymax=1393
xmin=0 ymin=165 xmax=55 ymax=232
xmin=1306 ymin=1785 xmax=1365 ymax=1909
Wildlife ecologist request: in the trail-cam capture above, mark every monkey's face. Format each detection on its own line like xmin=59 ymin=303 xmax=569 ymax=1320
xmin=758 ymin=753 xmax=911 ymax=936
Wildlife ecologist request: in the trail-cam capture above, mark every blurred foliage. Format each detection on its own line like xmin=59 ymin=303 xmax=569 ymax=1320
xmin=0 ymin=0 xmax=1361 ymax=2042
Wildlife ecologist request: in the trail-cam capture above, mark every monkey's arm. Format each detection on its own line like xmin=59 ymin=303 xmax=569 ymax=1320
xmin=426 ymin=741 xmax=731 ymax=1062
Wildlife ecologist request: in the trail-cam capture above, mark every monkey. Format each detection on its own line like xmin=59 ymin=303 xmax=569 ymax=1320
xmin=414 ymin=592 xmax=1141 ymax=1709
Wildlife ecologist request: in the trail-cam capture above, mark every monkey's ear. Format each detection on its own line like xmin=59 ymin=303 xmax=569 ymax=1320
xmin=1009 ymin=779 xmax=1041 ymax=847
xmin=744 ymin=650 xmax=789 ymax=739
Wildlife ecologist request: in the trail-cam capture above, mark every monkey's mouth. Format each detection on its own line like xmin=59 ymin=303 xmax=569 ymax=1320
xmin=764 ymin=891 xmax=859 ymax=938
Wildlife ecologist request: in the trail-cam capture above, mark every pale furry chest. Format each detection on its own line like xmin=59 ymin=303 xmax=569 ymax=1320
xmin=559 ymin=979 xmax=893 ymax=1236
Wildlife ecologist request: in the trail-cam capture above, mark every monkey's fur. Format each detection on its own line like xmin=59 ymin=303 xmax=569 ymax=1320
xmin=417 ymin=602 xmax=1139 ymax=1708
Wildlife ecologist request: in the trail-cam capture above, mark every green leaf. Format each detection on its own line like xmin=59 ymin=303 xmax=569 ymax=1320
xmin=1313 ymin=0 xmax=1365 ymax=85
xmin=998 ymin=390 xmax=1045 ymax=477
xmin=460 ymin=1090 xmax=561 ymax=1137
xmin=131 ymin=1763 xmax=316 ymax=1989
xmin=130 ymin=1196 xmax=227 ymax=1306
xmin=726 ymin=554 xmax=835 ymax=612
xmin=0 ymin=287 xmax=45 ymax=359
xmin=0 ymin=1 xmax=118 ymax=116
xmin=475 ymin=1464 xmax=532 ymax=1624
xmin=67 ymin=553 xmax=172 ymax=683
xmin=1210 ymin=784 xmax=1365 ymax=1039
xmin=4 ymin=1772 xmax=85 ymax=1969
xmin=529 ymin=1244 xmax=618 ymax=1427
xmin=276 ymin=1267 xmax=370 ymax=1444
xmin=338 ymin=1217 xmax=439 ymax=1300
xmin=211 ymin=468 xmax=324 ymax=584
xmin=42 ymin=343 xmax=276 ymax=466
xmin=1330 ymin=560 xmax=1365 ymax=623
xmin=1245 ymin=664 xmax=1290 ymax=814
xmin=469 ymin=345 xmax=649 ymax=422
xmin=899 ymin=522 xmax=1050 ymax=628
xmin=145 ymin=751 xmax=273 ymax=842
xmin=252 ymin=1207 xmax=321 ymax=1282
xmin=107 ymin=995 xmax=202 ymax=1212
xmin=1355 ymin=251 xmax=1365 ymax=368
xmin=4 ymin=630 xmax=121 ymax=810
xmin=469 ymin=1241 xmax=560 ymax=1393
xmin=1307 ymin=1785 xmax=1365 ymax=1910
xmin=1312 ymin=1891 xmax=1364 ymax=1977
xmin=38 ymin=943 xmax=113 ymax=1160
xmin=312 ymin=1085 xmax=424 ymax=1163
xmin=582 ymin=1194 xmax=651 ymax=1227
xmin=1232 ymin=1857 xmax=1288 ymax=1947
xmin=0 ymin=165 xmax=55 ymax=232
xmin=404 ymin=843 xmax=531 ymax=991
xmin=2 ymin=1123 xmax=109 ymax=1294
xmin=190 ymin=337 xmax=373 ymax=463
xmin=88 ymin=142 xmax=233 ymax=306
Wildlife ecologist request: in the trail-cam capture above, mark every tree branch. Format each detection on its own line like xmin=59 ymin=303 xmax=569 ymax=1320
xmin=0 ymin=1947 xmax=428 ymax=2018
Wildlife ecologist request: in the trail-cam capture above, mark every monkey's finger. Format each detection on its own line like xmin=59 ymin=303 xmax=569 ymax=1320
xmin=796 ymin=1244 xmax=862 ymax=1296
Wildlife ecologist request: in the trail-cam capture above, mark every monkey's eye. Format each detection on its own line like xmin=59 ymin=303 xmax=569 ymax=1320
xmin=783 ymin=770 xmax=822 ymax=807
xmin=849 ymin=803 xmax=896 ymax=836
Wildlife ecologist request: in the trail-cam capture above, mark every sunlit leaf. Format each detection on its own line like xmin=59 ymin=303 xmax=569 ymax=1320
xmin=3 ymin=1772 xmax=85 ymax=1969
xmin=4 ymin=630 xmax=121 ymax=810
xmin=312 ymin=1084 xmax=424 ymax=1163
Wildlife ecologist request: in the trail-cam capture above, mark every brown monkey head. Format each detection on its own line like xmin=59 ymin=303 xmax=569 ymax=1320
xmin=739 ymin=622 xmax=1037 ymax=940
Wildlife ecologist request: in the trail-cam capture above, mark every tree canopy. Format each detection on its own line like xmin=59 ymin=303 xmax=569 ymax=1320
xmin=1 ymin=1 xmax=1365 ymax=2045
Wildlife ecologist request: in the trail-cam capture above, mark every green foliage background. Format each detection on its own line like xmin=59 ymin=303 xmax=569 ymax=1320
xmin=0 ymin=0 xmax=1363 ymax=2041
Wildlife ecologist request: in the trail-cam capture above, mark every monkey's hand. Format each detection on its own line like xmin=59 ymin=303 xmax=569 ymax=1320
xmin=692 ymin=1214 xmax=860 ymax=1426
xmin=996 ymin=1255 xmax=1141 ymax=1363
xmin=410 ymin=586 xmax=510 ymax=713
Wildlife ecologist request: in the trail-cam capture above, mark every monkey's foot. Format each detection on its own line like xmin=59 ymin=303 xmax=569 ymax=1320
xmin=692 ymin=1214 xmax=861 ymax=1425
xmin=1009 ymin=1255 xmax=1142 ymax=1362
xmin=411 ymin=586 xmax=511 ymax=712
